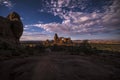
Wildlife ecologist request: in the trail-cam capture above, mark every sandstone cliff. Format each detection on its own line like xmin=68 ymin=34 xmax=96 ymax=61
xmin=0 ymin=12 xmax=23 ymax=48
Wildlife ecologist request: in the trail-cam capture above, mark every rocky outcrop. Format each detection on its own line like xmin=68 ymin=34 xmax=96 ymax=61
xmin=54 ymin=33 xmax=59 ymax=43
xmin=0 ymin=12 xmax=23 ymax=47
xmin=54 ymin=33 xmax=72 ymax=44
xmin=44 ymin=33 xmax=72 ymax=46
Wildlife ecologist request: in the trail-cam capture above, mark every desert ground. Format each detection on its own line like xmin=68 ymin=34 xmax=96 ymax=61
xmin=0 ymin=53 xmax=120 ymax=80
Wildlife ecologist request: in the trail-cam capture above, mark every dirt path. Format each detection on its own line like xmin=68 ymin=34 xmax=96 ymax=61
xmin=0 ymin=55 xmax=119 ymax=80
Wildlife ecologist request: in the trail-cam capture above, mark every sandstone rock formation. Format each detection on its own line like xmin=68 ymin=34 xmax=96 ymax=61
xmin=0 ymin=12 xmax=23 ymax=47
xmin=44 ymin=33 xmax=72 ymax=46
xmin=54 ymin=33 xmax=59 ymax=43
xmin=53 ymin=33 xmax=72 ymax=45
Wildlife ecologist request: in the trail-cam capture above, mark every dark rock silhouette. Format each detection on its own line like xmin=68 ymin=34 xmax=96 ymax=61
xmin=0 ymin=12 xmax=23 ymax=46
xmin=54 ymin=33 xmax=59 ymax=43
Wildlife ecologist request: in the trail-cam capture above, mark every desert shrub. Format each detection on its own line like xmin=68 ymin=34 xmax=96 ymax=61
xmin=50 ymin=45 xmax=66 ymax=51
xmin=78 ymin=40 xmax=97 ymax=55
xmin=35 ymin=45 xmax=45 ymax=52
xmin=68 ymin=46 xmax=80 ymax=55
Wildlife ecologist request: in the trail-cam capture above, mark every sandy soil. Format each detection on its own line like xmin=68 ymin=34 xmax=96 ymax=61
xmin=0 ymin=55 xmax=119 ymax=80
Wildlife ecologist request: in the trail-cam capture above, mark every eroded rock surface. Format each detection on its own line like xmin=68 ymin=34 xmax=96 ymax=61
xmin=0 ymin=12 xmax=23 ymax=47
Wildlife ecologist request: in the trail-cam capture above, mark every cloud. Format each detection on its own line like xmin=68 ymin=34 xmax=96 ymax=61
xmin=0 ymin=0 xmax=14 ymax=8
xmin=27 ymin=11 xmax=106 ymax=35
xmin=21 ymin=31 xmax=52 ymax=41
xmin=21 ymin=25 xmax=53 ymax=41
xmin=38 ymin=0 xmax=120 ymax=35
xmin=20 ymin=17 xmax=24 ymax=20
xmin=24 ymin=0 xmax=120 ymax=40
xmin=102 ymin=0 xmax=120 ymax=30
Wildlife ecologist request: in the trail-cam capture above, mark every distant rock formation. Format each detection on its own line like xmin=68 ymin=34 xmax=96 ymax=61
xmin=54 ymin=33 xmax=59 ymax=43
xmin=0 ymin=12 xmax=23 ymax=47
xmin=54 ymin=33 xmax=72 ymax=44
xmin=44 ymin=33 xmax=72 ymax=46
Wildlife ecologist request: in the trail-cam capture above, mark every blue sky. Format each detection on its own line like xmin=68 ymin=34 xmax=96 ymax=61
xmin=0 ymin=0 xmax=120 ymax=40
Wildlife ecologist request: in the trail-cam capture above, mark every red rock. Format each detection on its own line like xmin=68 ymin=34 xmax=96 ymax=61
xmin=0 ymin=12 xmax=23 ymax=45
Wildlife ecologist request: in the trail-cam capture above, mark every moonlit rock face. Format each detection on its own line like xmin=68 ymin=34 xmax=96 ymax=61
xmin=7 ymin=12 xmax=21 ymax=21
xmin=7 ymin=12 xmax=23 ymax=42
xmin=0 ymin=12 xmax=23 ymax=45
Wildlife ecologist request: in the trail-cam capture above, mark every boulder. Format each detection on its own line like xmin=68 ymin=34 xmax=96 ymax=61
xmin=7 ymin=12 xmax=23 ymax=43
xmin=0 ymin=12 xmax=23 ymax=48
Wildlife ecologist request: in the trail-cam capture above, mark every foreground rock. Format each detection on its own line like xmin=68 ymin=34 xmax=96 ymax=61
xmin=0 ymin=55 xmax=119 ymax=80
xmin=0 ymin=12 xmax=23 ymax=47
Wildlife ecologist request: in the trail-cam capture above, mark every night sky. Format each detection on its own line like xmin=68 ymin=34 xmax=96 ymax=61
xmin=0 ymin=0 xmax=120 ymax=40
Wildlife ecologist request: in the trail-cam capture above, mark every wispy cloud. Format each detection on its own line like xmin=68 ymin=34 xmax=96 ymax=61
xmin=37 ymin=0 xmax=120 ymax=35
xmin=21 ymin=25 xmax=53 ymax=41
xmin=102 ymin=0 xmax=120 ymax=29
xmin=21 ymin=31 xmax=52 ymax=41
xmin=0 ymin=0 xmax=14 ymax=8
xmin=23 ymin=0 xmax=120 ymax=40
